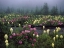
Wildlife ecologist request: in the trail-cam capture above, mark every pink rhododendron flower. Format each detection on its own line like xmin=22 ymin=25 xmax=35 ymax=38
xmin=58 ymin=22 xmax=63 ymax=25
xmin=22 ymin=31 xmax=25 ymax=34
xmin=33 ymin=28 xmax=36 ymax=31
xmin=10 ymin=36 xmax=12 ymax=38
xmin=33 ymin=39 xmax=36 ymax=42
xmin=23 ymin=25 xmax=26 ymax=28
xmin=30 ymin=28 xmax=33 ymax=30
xmin=34 ymin=32 xmax=38 ymax=35
xmin=25 ymin=30 xmax=30 ymax=33
xmin=19 ymin=40 xmax=22 ymax=44
xmin=28 ymin=25 xmax=31 ymax=28
xmin=12 ymin=33 xmax=16 ymax=36
xmin=32 ymin=43 xmax=34 ymax=46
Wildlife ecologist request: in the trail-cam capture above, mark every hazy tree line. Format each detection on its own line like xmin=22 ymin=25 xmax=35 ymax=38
xmin=0 ymin=3 xmax=64 ymax=15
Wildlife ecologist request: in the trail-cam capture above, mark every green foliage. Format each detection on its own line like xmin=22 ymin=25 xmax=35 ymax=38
xmin=37 ymin=33 xmax=53 ymax=48
xmin=0 ymin=22 xmax=10 ymax=34
xmin=0 ymin=22 xmax=10 ymax=48
xmin=9 ymin=25 xmax=38 ymax=48
xmin=54 ymin=35 xmax=64 ymax=48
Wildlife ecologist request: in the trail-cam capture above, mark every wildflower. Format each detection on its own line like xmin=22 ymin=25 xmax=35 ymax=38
xmin=5 ymin=42 xmax=9 ymax=47
xmin=4 ymin=34 xmax=8 ymax=40
xmin=34 ymin=32 xmax=38 ymax=35
xmin=43 ymin=30 xmax=46 ymax=33
xmin=10 ymin=36 xmax=12 ymax=38
xmin=56 ymin=27 xmax=57 ymax=29
xmin=33 ymin=39 xmax=36 ymax=42
xmin=47 ymin=29 xmax=50 ymax=34
xmin=52 ymin=43 xmax=54 ymax=48
xmin=33 ymin=28 xmax=36 ymax=31
xmin=25 ymin=30 xmax=30 ymax=33
xmin=33 ymin=34 xmax=35 ymax=36
xmin=8 ymin=22 xmax=9 ymax=24
xmin=5 ymin=40 xmax=8 ymax=43
xmin=58 ymin=22 xmax=63 ymax=25
xmin=33 ymin=20 xmax=37 ymax=24
xmin=53 ymin=30 xmax=55 ymax=34
xmin=28 ymin=25 xmax=31 ymax=28
xmin=19 ymin=24 xmax=21 ymax=27
xmin=53 ymin=37 xmax=55 ymax=41
xmin=32 ymin=43 xmax=34 ymax=46
xmin=60 ymin=35 xmax=63 ymax=39
xmin=12 ymin=33 xmax=16 ymax=36
xmin=30 ymin=28 xmax=33 ymax=30
xmin=22 ymin=31 xmax=25 ymax=34
xmin=56 ymin=35 xmax=59 ymax=38
xmin=10 ymin=28 xmax=13 ymax=34
xmin=23 ymin=25 xmax=26 ymax=28
xmin=19 ymin=40 xmax=22 ymax=44
xmin=36 ymin=34 xmax=39 ymax=38
xmin=57 ymin=27 xmax=61 ymax=31
xmin=43 ymin=26 xmax=45 ymax=29
xmin=12 ymin=22 xmax=13 ymax=24
xmin=56 ymin=29 xmax=59 ymax=33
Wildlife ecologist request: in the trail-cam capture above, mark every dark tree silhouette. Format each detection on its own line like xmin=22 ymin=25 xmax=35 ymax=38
xmin=42 ymin=3 xmax=49 ymax=15
xmin=50 ymin=6 xmax=58 ymax=15
xmin=6 ymin=7 xmax=11 ymax=13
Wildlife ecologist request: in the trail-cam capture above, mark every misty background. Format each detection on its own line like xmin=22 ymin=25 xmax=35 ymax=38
xmin=0 ymin=0 xmax=64 ymax=15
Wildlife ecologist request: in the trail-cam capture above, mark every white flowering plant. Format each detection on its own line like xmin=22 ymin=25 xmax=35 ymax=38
xmin=53 ymin=34 xmax=64 ymax=48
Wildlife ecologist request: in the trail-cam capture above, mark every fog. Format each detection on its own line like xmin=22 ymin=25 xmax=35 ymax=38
xmin=0 ymin=0 xmax=64 ymax=10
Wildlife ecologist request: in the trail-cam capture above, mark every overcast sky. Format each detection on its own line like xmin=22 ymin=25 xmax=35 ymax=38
xmin=0 ymin=0 xmax=64 ymax=10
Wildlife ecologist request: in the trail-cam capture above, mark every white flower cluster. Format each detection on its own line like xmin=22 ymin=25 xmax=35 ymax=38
xmin=4 ymin=34 xmax=9 ymax=47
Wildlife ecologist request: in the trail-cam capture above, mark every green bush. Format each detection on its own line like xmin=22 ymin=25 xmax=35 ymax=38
xmin=9 ymin=25 xmax=38 ymax=48
xmin=0 ymin=22 xmax=10 ymax=48
xmin=54 ymin=35 xmax=64 ymax=48
xmin=36 ymin=33 xmax=53 ymax=48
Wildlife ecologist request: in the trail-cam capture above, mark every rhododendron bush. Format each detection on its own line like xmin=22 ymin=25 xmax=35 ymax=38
xmin=9 ymin=25 xmax=38 ymax=48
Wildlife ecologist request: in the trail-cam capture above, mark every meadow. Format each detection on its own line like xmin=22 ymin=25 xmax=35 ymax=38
xmin=0 ymin=14 xmax=64 ymax=48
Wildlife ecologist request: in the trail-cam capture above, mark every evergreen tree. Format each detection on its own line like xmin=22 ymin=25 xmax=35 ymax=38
xmin=55 ymin=6 xmax=58 ymax=15
xmin=30 ymin=9 xmax=34 ymax=15
xmin=34 ymin=6 xmax=38 ymax=15
xmin=6 ymin=7 xmax=11 ymax=13
xmin=59 ymin=7 xmax=62 ymax=15
xmin=42 ymin=3 xmax=49 ymax=15
xmin=51 ymin=6 xmax=58 ymax=15
xmin=17 ymin=8 xmax=21 ymax=13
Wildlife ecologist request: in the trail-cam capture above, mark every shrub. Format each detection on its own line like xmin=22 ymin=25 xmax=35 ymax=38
xmin=0 ymin=22 xmax=10 ymax=48
xmin=36 ymin=33 xmax=53 ymax=48
xmin=9 ymin=25 xmax=38 ymax=48
xmin=54 ymin=35 xmax=64 ymax=48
